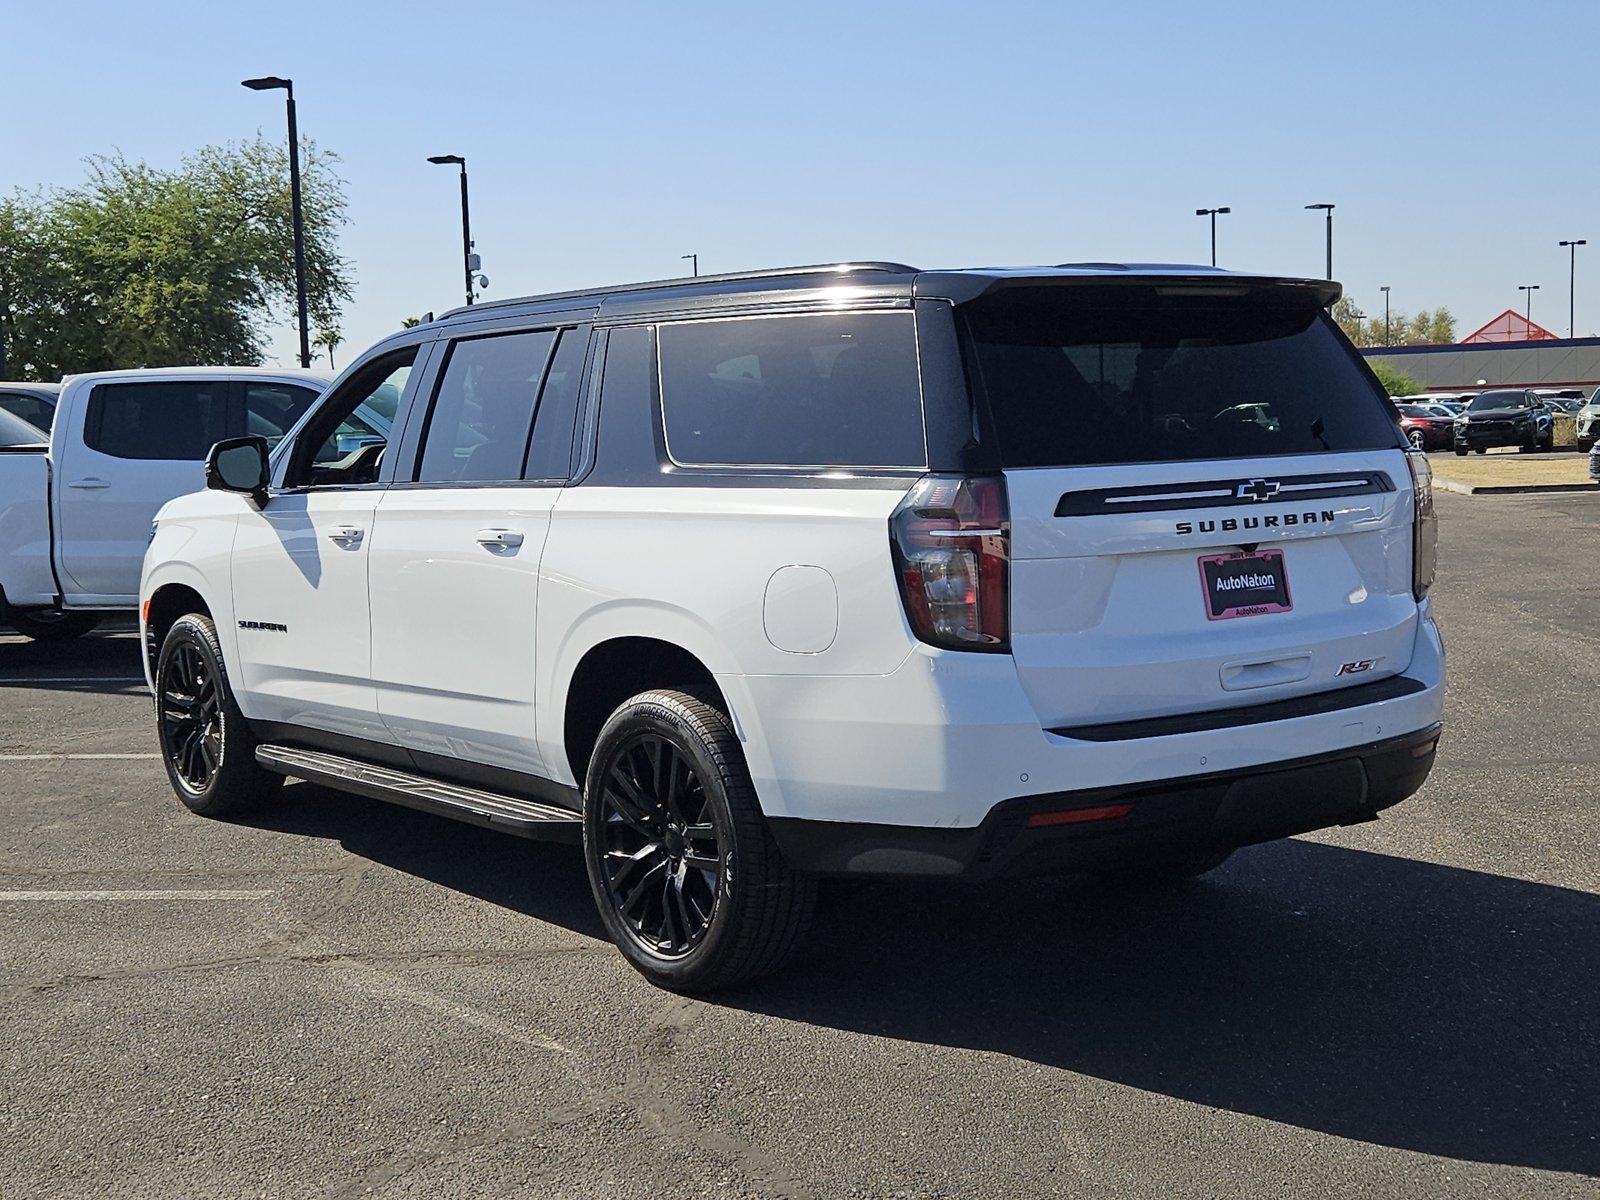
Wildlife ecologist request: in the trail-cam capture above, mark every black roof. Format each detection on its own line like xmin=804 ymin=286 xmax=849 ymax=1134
xmin=430 ymin=261 xmax=1341 ymax=329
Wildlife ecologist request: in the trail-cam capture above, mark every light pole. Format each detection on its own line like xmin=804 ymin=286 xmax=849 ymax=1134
xmin=1305 ymin=203 xmax=1335 ymax=280
xmin=1380 ymin=285 xmax=1391 ymax=346
xmin=1518 ymin=284 xmax=1540 ymax=326
xmin=427 ymin=156 xmax=475 ymax=307
xmin=242 ymin=76 xmax=311 ymax=368
xmin=1558 ymin=239 xmax=1586 ymax=338
xmin=1194 ymin=207 xmax=1230 ymax=267
xmin=681 ymin=253 xmax=698 ymax=277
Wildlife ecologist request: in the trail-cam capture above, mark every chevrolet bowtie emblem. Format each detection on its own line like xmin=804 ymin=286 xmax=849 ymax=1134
xmin=1236 ymin=478 xmax=1282 ymax=502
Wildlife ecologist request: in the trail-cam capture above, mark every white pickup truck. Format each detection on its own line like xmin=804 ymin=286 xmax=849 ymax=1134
xmin=0 ymin=367 xmax=333 ymax=640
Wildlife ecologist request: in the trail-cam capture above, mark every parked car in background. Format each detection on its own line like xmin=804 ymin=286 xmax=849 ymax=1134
xmin=0 ymin=408 xmax=49 ymax=449
xmin=0 ymin=367 xmax=332 ymax=640
xmin=1394 ymin=403 xmax=1455 ymax=451
xmin=1590 ymin=440 xmax=1600 ymax=484
xmin=0 ymin=382 xmax=60 ymax=431
xmin=1453 ymin=388 xmax=1551 ymax=454
xmin=142 ymin=261 xmax=1443 ymax=991
xmin=1577 ymin=393 xmax=1600 ymax=452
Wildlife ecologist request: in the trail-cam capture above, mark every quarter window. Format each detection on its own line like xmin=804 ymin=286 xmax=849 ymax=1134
xmin=84 ymin=381 xmax=232 ymax=461
xmin=416 ymin=330 xmax=555 ymax=484
xmin=657 ymin=312 xmax=926 ymax=468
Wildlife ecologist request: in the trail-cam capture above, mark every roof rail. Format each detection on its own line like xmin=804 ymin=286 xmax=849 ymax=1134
xmin=438 ymin=261 xmax=920 ymax=321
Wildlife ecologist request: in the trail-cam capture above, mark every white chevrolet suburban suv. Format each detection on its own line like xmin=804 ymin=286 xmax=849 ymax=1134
xmin=141 ymin=262 xmax=1444 ymax=991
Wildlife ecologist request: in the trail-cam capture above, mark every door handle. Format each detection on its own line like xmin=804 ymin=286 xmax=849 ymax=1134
xmin=327 ymin=525 xmax=365 ymax=545
xmin=475 ymin=528 xmax=525 ymax=550
xmin=67 ymin=478 xmax=111 ymax=489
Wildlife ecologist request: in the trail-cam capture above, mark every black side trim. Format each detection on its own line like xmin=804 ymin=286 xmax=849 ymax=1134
xmin=1051 ymin=674 xmax=1427 ymax=742
xmin=1054 ymin=470 xmax=1395 ymax=517
xmin=243 ymin=720 xmax=581 ymax=811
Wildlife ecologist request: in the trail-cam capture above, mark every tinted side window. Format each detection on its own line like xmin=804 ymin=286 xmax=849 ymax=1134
xmin=524 ymin=327 xmax=588 ymax=481
xmin=84 ymin=381 xmax=232 ymax=461
xmin=416 ymin=330 xmax=555 ymax=484
xmin=244 ymin=383 xmax=322 ymax=450
xmin=658 ymin=312 xmax=926 ymax=468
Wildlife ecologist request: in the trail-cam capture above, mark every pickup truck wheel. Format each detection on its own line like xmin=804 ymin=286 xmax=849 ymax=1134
xmin=8 ymin=609 xmax=101 ymax=641
xmin=155 ymin=614 xmax=279 ymax=816
xmin=582 ymin=689 xmax=814 ymax=993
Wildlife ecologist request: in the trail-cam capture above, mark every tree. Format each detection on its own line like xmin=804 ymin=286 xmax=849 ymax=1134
xmin=0 ymin=137 xmax=351 ymax=380
xmin=313 ymin=327 xmax=342 ymax=370
xmin=1334 ymin=297 xmax=1457 ymax=348
xmin=1367 ymin=359 xmax=1420 ymax=397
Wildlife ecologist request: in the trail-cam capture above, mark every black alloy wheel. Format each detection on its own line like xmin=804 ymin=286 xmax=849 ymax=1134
xmin=596 ymin=732 xmax=724 ymax=958
xmin=158 ymin=640 xmax=223 ymax=794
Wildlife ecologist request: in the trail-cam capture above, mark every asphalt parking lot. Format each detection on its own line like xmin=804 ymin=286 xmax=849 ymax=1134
xmin=1 ymin=490 xmax=1595 ymax=1200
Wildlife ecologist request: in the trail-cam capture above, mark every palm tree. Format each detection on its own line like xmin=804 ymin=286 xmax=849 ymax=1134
xmin=313 ymin=327 xmax=342 ymax=369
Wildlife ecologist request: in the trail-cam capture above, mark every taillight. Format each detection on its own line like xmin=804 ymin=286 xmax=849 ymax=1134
xmin=1407 ymin=450 xmax=1437 ymax=600
xmin=889 ymin=474 xmax=1009 ymax=651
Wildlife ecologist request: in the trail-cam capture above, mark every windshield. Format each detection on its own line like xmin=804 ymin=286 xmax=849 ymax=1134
xmin=959 ymin=287 xmax=1400 ymax=467
xmin=1469 ymin=391 xmax=1531 ymax=411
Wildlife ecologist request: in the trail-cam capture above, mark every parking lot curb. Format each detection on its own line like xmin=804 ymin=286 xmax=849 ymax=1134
xmin=1433 ymin=478 xmax=1599 ymax=496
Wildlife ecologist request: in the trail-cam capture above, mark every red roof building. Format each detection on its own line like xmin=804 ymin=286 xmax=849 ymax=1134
xmin=1461 ymin=310 xmax=1560 ymax=344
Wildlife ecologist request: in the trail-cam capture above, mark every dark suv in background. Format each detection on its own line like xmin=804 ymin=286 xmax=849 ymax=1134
xmin=1453 ymin=388 xmax=1550 ymax=454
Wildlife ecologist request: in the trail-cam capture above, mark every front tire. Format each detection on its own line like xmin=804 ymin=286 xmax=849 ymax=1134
xmin=154 ymin=614 xmax=280 ymax=816
xmin=8 ymin=609 xmax=101 ymax=641
xmin=582 ymin=689 xmax=814 ymax=992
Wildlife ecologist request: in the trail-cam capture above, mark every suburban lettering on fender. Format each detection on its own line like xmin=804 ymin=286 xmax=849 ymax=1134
xmin=1175 ymin=510 xmax=1338 ymax=536
xmin=238 ymin=619 xmax=289 ymax=633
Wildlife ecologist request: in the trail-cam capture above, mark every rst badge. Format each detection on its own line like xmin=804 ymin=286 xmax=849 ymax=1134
xmin=1337 ymin=659 xmax=1378 ymax=676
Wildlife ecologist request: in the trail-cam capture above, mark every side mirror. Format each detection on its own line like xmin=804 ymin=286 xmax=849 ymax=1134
xmin=205 ymin=436 xmax=271 ymax=506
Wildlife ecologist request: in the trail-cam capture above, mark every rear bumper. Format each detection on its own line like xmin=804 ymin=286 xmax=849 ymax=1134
xmin=769 ymin=723 xmax=1441 ymax=879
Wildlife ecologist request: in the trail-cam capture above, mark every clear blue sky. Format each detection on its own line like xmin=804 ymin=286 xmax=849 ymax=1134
xmin=5 ymin=0 xmax=1596 ymax=367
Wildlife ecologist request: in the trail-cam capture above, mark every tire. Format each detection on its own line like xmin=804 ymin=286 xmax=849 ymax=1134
xmin=1475 ymin=447 xmax=1487 ymax=455
xmin=8 ymin=608 xmax=101 ymax=642
xmin=1094 ymin=848 xmax=1234 ymax=887
xmin=154 ymin=613 xmax=280 ymax=816
xmin=582 ymin=689 xmax=814 ymax=992
xmin=1453 ymin=446 xmax=1467 ymax=456
xmin=1406 ymin=429 xmax=1426 ymax=451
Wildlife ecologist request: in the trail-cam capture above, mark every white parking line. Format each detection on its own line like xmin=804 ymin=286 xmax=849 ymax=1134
xmin=0 ymin=753 xmax=160 ymax=761
xmin=0 ymin=890 xmax=273 ymax=901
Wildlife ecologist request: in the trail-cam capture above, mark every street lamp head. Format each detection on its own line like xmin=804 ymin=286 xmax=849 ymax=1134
xmin=1559 ymin=239 xmax=1587 ymax=248
xmin=1519 ymin=284 xmax=1540 ymax=291
xmin=241 ymin=76 xmax=291 ymax=92
xmin=1380 ymin=285 xmax=1391 ymax=293
xmin=1305 ymin=202 xmax=1335 ymax=211
xmin=427 ymin=154 xmax=465 ymax=166
xmin=1195 ymin=207 xmax=1231 ymax=216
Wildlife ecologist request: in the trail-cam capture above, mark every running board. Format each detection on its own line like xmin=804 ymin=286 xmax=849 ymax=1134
xmin=254 ymin=745 xmax=582 ymax=843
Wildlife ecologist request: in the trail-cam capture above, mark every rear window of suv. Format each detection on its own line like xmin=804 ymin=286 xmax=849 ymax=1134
xmin=657 ymin=312 xmax=926 ymax=468
xmin=958 ymin=286 xmax=1401 ymax=467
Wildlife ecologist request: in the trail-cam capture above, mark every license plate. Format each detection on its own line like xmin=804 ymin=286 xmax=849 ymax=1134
xmin=1198 ymin=549 xmax=1292 ymax=620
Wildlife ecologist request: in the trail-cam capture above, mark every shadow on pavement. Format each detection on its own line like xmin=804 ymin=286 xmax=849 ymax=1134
xmin=244 ymin=786 xmax=1599 ymax=1176
xmin=0 ymin=625 xmax=146 ymax=695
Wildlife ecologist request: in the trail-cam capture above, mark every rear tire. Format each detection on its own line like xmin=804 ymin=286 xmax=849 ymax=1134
xmin=582 ymin=689 xmax=814 ymax=992
xmin=1453 ymin=446 xmax=1467 ymax=456
xmin=1094 ymin=848 xmax=1234 ymax=887
xmin=154 ymin=614 xmax=280 ymax=816
xmin=8 ymin=609 xmax=101 ymax=641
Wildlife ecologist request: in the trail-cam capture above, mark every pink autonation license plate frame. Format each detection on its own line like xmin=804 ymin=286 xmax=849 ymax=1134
xmin=1197 ymin=549 xmax=1293 ymax=621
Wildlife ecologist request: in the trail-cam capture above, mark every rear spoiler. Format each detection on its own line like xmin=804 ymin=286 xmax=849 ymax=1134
xmin=916 ymin=272 xmax=1342 ymax=309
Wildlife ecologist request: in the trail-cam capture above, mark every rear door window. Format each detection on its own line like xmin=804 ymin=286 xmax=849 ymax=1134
xmin=523 ymin=327 xmax=588 ymax=481
xmin=959 ymin=287 xmax=1401 ymax=467
xmin=416 ymin=330 xmax=555 ymax=483
xmin=657 ymin=311 xmax=926 ymax=468
xmin=83 ymin=381 xmax=232 ymax=460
